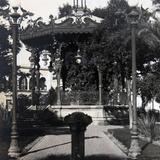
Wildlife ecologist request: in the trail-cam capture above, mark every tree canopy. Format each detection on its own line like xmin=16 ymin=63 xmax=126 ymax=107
xmin=58 ymin=3 xmax=72 ymax=18
xmin=88 ymin=0 xmax=160 ymax=96
xmin=0 ymin=0 xmax=11 ymax=91
xmin=0 ymin=0 xmax=34 ymax=91
xmin=58 ymin=0 xmax=160 ymax=101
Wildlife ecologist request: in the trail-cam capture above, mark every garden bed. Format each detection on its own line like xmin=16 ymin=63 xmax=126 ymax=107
xmin=107 ymin=127 xmax=160 ymax=159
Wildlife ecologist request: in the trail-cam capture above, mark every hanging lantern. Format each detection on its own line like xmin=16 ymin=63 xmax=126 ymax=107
xmin=42 ymin=50 xmax=49 ymax=66
xmin=75 ymin=49 xmax=82 ymax=64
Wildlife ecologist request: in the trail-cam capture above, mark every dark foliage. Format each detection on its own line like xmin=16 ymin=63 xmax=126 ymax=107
xmin=0 ymin=0 xmax=8 ymax=9
xmin=92 ymin=7 xmax=108 ymax=19
xmin=37 ymin=109 xmax=64 ymax=126
xmin=86 ymin=0 xmax=131 ymax=92
xmin=17 ymin=94 xmax=31 ymax=110
xmin=0 ymin=15 xmax=12 ymax=91
xmin=152 ymin=0 xmax=160 ymax=4
xmin=58 ymin=3 xmax=72 ymax=18
xmin=47 ymin=87 xmax=57 ymax=105
xmin=86 ymin=0 xmax=160 ymax=98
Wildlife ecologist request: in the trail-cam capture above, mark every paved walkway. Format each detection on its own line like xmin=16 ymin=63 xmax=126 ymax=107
xmin=20 ymin=125 xmax=128 ymax=160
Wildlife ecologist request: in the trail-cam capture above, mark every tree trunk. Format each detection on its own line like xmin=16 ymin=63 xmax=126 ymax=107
xmin=142 ymin=96 xmax=148 ymax=110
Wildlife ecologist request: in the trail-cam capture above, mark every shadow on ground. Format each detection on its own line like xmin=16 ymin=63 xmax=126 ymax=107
xmin=43 ymin=126 xmax=70 ymax=135
xmin=21 ymin=135 xmax=102 ymax=157
xmin=38 ymin=155 xmax=128 ymax=160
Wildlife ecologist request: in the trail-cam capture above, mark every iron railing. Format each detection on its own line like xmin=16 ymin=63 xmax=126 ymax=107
xmin=60 ymin=91 xmax=128 ymax=105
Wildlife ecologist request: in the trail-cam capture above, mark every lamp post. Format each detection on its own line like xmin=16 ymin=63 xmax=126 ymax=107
xmin=128 ymin=0 xmax=141 ymax=158
xmin=8 ymin=0 xmax=21 ymax=158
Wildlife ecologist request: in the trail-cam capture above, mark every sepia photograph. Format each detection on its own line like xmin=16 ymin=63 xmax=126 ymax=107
xmin=0 ymin=0 xmax=160 ymax=159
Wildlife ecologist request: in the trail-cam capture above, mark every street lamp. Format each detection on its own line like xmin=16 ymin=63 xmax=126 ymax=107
xmin=75 ymin=49 xmax=82 ymax=64
xmin=8 ymin=0 xmax=21 ymax=158
xmin=42 ymin=50 xmax=50 ymax=66
xmin=128 ymin=0 xmax=141 ymax=158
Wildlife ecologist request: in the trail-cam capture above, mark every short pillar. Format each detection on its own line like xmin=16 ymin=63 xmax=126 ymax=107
xmin=64 ymin=112 xmax=92 ymax=160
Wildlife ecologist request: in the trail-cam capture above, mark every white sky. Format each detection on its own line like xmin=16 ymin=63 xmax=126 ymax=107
xmin=20 ymin=0 xmax=108 ymax=20
xmin=9 ymin=0 xmax=153 ymax=21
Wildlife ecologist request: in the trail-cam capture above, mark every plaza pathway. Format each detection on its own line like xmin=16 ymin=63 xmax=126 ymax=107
xmin=20 ymin=125 xmax=128 ymax=160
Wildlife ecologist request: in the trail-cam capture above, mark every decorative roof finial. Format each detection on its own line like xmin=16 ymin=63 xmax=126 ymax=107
xmin=73 ymin=0 xmax=87 ymax=9
xmin=81 ymin=0 xmax=83 ymax=8
xmin=73 ymin=0 xmax=75 ymax=8
xmin=85 ymin=0 xmax=87 ymax=8
xmin=77 ymin=0 xmax=78 ymax=8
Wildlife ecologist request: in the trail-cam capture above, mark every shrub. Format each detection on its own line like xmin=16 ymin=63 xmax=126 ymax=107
xmin=17 ymin=94 xmax=31 ymax=115
xmin=37 ymin=108 xmax=64 ymax=126
xmin=138 ymin=110 xmax=157 ymax=142
xmin=47 ymin=87 xmax=57 ymax=105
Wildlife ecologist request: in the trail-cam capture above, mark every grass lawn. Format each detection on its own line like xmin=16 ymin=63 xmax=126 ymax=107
xmin=107 ymin=126 xmax=160 ymax=160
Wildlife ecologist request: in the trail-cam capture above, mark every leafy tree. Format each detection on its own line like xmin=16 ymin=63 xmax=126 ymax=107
xmin=88 ymin=0 xmax=160 ymax=93
xmin=152 ymin=0 xmax=160 ymax=5
xmin=0 ymin=0 xmax=12 ymax=91
xmin=60 ymin=0 xmax=160 ymax=95
xmin=92 ymin=8 xmax=108 ymax=19
xmin=87 ymin=0 xmax=131 ymax=92
xmin=47 ymin=87 xmax=57 ymax=105
xmin=0 ymin=0 xmax=9 ymax=16
xmin=136 ymin=19 xmax=160 ymax=108
xmin=57 ymin=0 xmax=160 ymax=108
xmin=137 ymin=74 xmax=156 ymax=109
xmin=58 ymin=3 xmax=72 ymax=18
xmin=0 ymin=0 xmax=34 ymax=91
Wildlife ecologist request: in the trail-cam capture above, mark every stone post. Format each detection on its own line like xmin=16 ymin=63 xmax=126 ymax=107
xmin=55 ymin=47 xmax=63 ymax=106
xmin=64 ymin=112 xmax=92 ymax=160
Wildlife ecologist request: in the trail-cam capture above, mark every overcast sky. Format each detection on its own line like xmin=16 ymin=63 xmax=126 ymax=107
xmin=10 ymin=0 xmax=153 ymax=21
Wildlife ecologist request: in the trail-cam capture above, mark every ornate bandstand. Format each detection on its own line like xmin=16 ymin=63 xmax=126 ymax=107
xmin=20 ymin=0 xmax=107 ymax=124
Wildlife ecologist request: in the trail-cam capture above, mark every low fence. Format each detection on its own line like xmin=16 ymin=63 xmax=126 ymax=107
xmin=104 ymin=105 xmax=129 ymax=125
xmin=60 ymin=91 xmax=128 ymax=105
xmin=61 ymin=91 xmax=99 ymax=105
